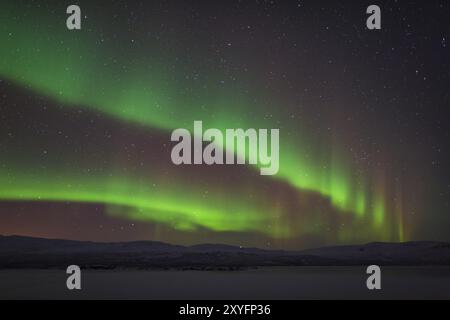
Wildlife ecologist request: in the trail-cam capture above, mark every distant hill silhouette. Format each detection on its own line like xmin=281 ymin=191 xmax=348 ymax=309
xmin=1 ymin=235 xmax=450 ymax=269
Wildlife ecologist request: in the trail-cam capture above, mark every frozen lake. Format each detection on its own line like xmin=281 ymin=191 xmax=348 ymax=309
xmin=1 ymin=267 xmax=449 ymax=299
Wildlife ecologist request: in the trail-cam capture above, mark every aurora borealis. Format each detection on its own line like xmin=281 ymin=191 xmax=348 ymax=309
xmin=0 ymin=0 xmax=449 ymax=249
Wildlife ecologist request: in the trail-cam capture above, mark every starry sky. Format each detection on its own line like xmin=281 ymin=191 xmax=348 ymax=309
xmin=0 ymin=0 xmax=449 ymax=249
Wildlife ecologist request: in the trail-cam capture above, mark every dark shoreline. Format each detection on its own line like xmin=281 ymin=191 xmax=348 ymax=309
xmin=1 ymin=235 xmax=450 ymax=269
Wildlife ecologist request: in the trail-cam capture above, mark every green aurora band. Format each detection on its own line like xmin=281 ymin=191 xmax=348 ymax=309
xmin=0 ymin=3 xmax=405 ymax=243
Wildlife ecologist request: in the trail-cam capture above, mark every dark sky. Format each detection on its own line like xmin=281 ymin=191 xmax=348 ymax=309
xmin=0 ymin=0 xmax=449 ymax=249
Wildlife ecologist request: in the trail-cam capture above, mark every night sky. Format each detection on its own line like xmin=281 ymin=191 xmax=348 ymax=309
xmin=0 ymin=0 xmax=449 ymax=249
